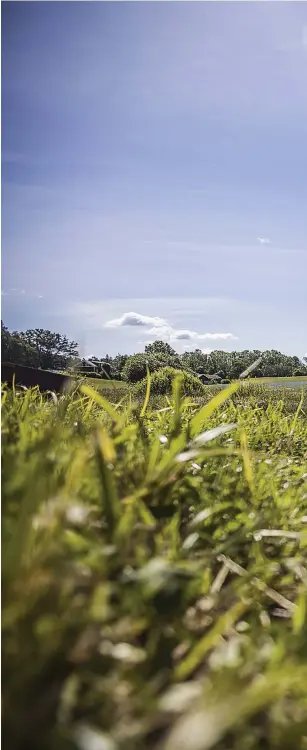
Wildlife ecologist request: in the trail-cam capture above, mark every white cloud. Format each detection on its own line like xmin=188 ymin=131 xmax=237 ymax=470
xmin=148 ymin=325 xmax=174 ymax=338
xmin=149 ymin=325 xmax=237 ymax=342
xmin=198 ymin=332 xmax=237 ymax=341
xmin=105 ymin=312 xmax=168 ymax=328
xmin=171 ymin=329 xmax=197 ymax=341
xmin=107 ymin=312 xmax=238 ymax=344
xmin=257 ymin=237 xmax=271 ymax=245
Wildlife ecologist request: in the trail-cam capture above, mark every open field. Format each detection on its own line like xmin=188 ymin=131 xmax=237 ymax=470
xmin=2 ymin=379 xmax=307 ymax=750
xmin=254 ymin=376 xmax=307 ymax=389
xmin=90 ymin=376 xmax=307 ymax=393
xmin=87 ymin=376 xmax=307 ymax=394
xmin=87 ymin=377 xmax=127 ymax=390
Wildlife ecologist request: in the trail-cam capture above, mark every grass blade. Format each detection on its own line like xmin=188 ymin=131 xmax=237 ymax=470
xmin=190 ymin=382 xmax=239 ymax=437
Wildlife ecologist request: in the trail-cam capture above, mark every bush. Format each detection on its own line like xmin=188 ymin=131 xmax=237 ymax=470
xmin=133 ymin=366 xmax=206 ymax=398
xmin=293 ymin=369 xmax=307 ymax=377
xmin=221 ymin=378 xmax=230 ymax=384
xmin=122 ymin=353 xmax=163 ymax=383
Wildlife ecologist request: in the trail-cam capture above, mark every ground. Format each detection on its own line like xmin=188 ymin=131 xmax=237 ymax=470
xmin=2 ymin=379 xmax=307 ymax=750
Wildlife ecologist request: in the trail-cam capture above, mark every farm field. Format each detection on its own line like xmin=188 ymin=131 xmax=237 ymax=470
xmin=2 ymin=378 xmax=307 ymax=750
xmin=87 ymin=376 xmax=127 ymax=390
xmin=254 ymin=376 xmax=307 ymax=388
xmin=88 ymin=376 xmax=307 ymax=393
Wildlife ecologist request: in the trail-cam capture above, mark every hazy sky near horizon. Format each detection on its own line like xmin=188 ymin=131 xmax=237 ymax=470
xmin=2 ymin=1 xmax=307 ymax=358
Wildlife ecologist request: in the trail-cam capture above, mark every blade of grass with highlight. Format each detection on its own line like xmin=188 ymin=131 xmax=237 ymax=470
xmin=240 ymin=429 xmax=254 ymax=495
xmin=95 ymin=429 xmax=119 ymax=537
xmin=290 ymin=389 xmax=305 ymax=433
xmin=170 ymin=374 xmax=183 ymax=438
xmin=174 ymin=598 xmax=249 ymax=681
xmin=81 ymin=383 xmax=121 ymax=424
xmin=239 ymin=356 xmax=262 ymax=379
xmin=190 ymin=381 xmax=239 ymax=437
xmin=140 ymin=365 xmax=151 ymax=417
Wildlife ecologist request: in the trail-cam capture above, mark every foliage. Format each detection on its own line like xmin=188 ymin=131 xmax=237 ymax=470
xmin=3 ymin=322 xmax=306 ymax=382
xmin=16 ymin=328 xmax=79 ymax=370
xmin=2 ymin=379 xmax=307 ymax=750
xmin=2 ymin=380 xmax=307 ymax=750
xmin=1 ymin=321 xmax=39 ymax=367
xmin=134 ymin=366 xmax=207 ymax=397
xmin=122 ymin=353 xmax=164 ymax=383
xmin=181 ymin=348 xmax=305 ymax=380
xmin=145 ymin=340 xmax=177 ymax=358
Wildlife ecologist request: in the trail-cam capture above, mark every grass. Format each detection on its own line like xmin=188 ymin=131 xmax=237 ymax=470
xmin=2 ymin=378 xmax=307 ymax=750
xmin=254 ymin=376 xmax=307 ymax=384
xmin=87 ymin=377 xmax=127 ymax=390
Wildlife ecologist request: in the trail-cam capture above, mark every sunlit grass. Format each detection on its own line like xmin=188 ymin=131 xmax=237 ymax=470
xmin=2 ymin=379 xmax=307 ymax=750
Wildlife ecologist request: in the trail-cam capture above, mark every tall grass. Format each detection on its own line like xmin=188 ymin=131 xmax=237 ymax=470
xmin=2 ymin=380 xmax=307 ymax=750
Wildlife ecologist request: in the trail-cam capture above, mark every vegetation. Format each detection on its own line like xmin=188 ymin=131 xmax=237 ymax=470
xmin=133 ymin=366 xmax=207 ymax=397
xmin=2 ymin=322 xmax=79 ymax=371
xmin=2 ymin=376 xmax=307 ymax=750
xmin=2 ymin=322 xmax=306 ymax=383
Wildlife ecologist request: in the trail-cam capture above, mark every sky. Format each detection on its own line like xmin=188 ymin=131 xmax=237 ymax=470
xmin=2 ymin=1 xmax=307 ymax=359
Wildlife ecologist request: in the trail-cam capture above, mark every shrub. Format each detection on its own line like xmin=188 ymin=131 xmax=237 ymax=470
xmin=221 ymin=378 xmax=230 ymax=384
xmin=293 ymin=369 xmax=307 ymax=377
xmin=122 ymin=353 xmax=163 ymax=383
xmin=133 ymin=366 xmax=206 ymax=398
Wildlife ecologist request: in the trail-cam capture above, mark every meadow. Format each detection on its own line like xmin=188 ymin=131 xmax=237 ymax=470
xmin=2 ymin=377 xmax=307 ymax=750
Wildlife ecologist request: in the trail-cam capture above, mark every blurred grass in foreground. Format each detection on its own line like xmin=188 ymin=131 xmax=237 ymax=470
xmin=2 ymin=378 xmax=307 ymax=750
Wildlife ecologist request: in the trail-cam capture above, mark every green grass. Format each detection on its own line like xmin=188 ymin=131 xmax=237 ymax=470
xmin=87 ymin=377 xmax=126 ymax=390
xmin=2 ymin=379 xmax=307 ymax=750
xmin=254 ymin=376 xmax=307 ymax=383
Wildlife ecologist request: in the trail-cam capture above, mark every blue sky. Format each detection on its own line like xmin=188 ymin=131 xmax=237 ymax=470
xmin=2 ymin=1 xmax=307 ymax=358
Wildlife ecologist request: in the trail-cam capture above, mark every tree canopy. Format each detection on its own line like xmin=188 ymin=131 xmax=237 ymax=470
xmin=2 ymin=323 xmax=79 ymax=371
xmin=2 ymin=326 xmax=306 ymax=381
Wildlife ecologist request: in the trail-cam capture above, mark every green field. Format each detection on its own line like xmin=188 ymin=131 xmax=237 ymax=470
xmin=87 ymin=377 xmax=127 ymax=390
xmin=254 ymin=376 xmax=307 ymax=386
xmin=89 ymin=376 xmax=307 ymax=393
xmin=2 ymin=379 xmax=307 ymax=750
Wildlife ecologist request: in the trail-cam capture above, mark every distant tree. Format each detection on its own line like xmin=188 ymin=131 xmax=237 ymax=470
xmin=122 ymin=353 xmax=164 ymax=383
xmin=18 ymin=329 xmax=79 ymax=370
xmin=1 ymin=321 xmax=38 ymax=366
xmin=113 ymin=353 xmax=128 ymax=371
xmin=145 ymin=340 xmax=177 ymax=358
xmin=99 ymin=362 xmax=112 ymax=378
xmin=180 ymin=349 xmax=210 ymax=374
xmin=144 ymin=340 xmax=184 ymax=370
xmin=293 ymin=368 xmax=307 ymax=377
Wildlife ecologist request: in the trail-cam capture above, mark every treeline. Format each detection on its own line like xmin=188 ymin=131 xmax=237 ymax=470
xmin=1 ymin=323 xmax=79 ymax=371
xmin=109 ymin=341 xmax=307 ymax=383
xmin=2 ymin=322 xmax=306 ymax=382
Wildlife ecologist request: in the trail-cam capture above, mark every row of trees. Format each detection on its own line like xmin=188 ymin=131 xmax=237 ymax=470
xmin=1 ymin=323 xmax=79 ymax=371
xmin=2 ymin=322 xmax=306 ymax=381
